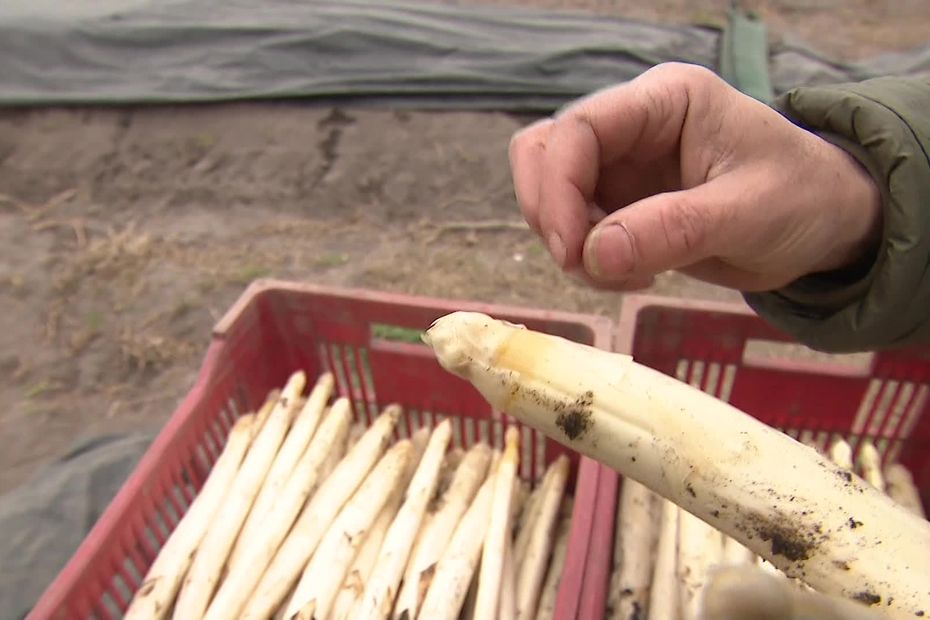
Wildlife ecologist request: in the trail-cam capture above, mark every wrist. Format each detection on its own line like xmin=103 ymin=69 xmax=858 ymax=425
xmin=813 ymin=139 xmax=883 ymax=275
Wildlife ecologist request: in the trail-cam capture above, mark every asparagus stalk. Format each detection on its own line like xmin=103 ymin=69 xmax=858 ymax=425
xmin=424 ymin=313 xmax=930 ymax=618
xmin=173 ymin=371 xmax=306 ymax=619
xmin=858 ymin=440 xmax=886 ymax=492
xmin=418 ymin=459 xmax=498 ymax=620
xmin=677 ymin=509 xmax=723 ymax=620
xmin=289 ymin=440 xmax=415 ymax=620
xmin=203 ymin=398 xmax=351 ymax=620
xmin=254 ymin=388 xmax=282 ymax=434
xmin=438 ymin=448 xmax=465 ymax=495
xmin=721 ymin=537 xmax=756 ymax=567
xmin=330 ymin=488 xmax=405 ymax=620
xmin=515 ymin=483 xmax=543 ymax=569
xmin=475 ymin=427 xmax=520 ymax=619
xmin=607 ymin=478 xmax=661 ymax=619
xmin=354 ymin=420 xmax=453 ymax=619
xmin=829 ymin=438 xmax=854 ymax=472
xmin=321 ymin=407 xmax=350 ymax=479
xmin=500 ymin=526 xmax=517 ymax=620
xmin=393 ymin=443 xmax=492 ymax=619
xmin=535 ymin=505 xmax=572 ymax=620
xmin=229 ymin=373 xmax=334 ymax=570
xmin=240 ymin=405 xmax=402 ymax=620
xmin=648 ymin=500 xmax=680 ymax=620
xmin=125 ymin=413 xmax=257 ymax=620
xmin=516 ymin=455 xmax=569 ymax=620
xmin=885 ymin=463 xmax=927 ymax=519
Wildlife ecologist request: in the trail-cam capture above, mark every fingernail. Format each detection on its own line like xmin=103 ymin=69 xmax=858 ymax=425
xmin=584 ymin=223 xmax=634 ymax=280
xmin=547 ymin=232 xmax=566 ymax=267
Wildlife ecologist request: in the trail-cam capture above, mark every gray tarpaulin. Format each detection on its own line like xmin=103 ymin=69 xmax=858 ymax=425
xmin=0 ymin=0 xmax=719 ymax=111
xmin=1 ymin=0 xmax=927 ymax=112
xmin=0 ymin=434 xmax=153 ymax=619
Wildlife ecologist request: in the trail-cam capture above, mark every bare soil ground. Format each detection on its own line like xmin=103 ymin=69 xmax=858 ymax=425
xmin=1 ymin=0 xmax=926 ymax=493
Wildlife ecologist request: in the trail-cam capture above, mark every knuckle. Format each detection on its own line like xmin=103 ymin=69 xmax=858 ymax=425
xmin=508 ymin=128 xmax=530 ymax=159
xmin=644 ymin=62 xmax=721 ymax=102
xmin=660 ymin=196 xmax=707 ymax=256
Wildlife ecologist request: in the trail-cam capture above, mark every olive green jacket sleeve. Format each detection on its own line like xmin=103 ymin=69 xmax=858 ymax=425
xmin=744 ymin=77 xmax=930 ymax=353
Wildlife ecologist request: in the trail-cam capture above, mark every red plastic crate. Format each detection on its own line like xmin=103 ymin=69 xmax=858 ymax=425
xmin=580 ymin=294 xmax=930 ymax=619
xmin=29 ymin=280 xmax=614 ymax=620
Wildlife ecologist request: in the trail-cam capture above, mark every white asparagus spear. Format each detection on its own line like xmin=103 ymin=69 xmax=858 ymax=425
xmin=515 ymin=482 xmax=543 ymax=569
xmin=721 ymin=537 xmax=756 ymax=567
xmin=173 ymin=371 xmax=306 ymax=619
xmin=517 ymin=455 xmax=569 ymax=620
xmin=289 ymin=439 xmax=415 ymax=620
xmin=677 ymin=509 xmax=724 ymax=620
xmin=347 ymin=421 xmax=367 ymax=448
xmin=321 ymin=407 xmax=349 ymax=479
xmin=409 ymin=426 xmax=432 ymax=467
xmin=858 ymin=440 xmax=886 ymax=492
xmin=501 ymin=474 xmax=525 ymax=620
xmin=330 ymin=488 xmax=404 ymax=620
xmin=500 ymin=525 xmax=518 ymax=620
xmin=607 ymin=478 xmax=661 ymax=619
xmin=241 ymin=405 xmax=402 ymax=620
xmin=758 ymin=556 xmax=786 ymax=578
xmin=203 ymin=398 xmax=352 ymax=620
xmin=475 ymin=427 xmax=520 ymax=619
xmin=125 ymin=414 xmax=257 ymax=620
xmin=273 ymin=586 xmax=298 ymax=620
xmin=513 ymin=480 xmax=530 ymax=528
xmin=830 ymin=438 xmax=854 ymax=472
xmin=418 ymin=458 xmax=498 ymax=620
xmin=393 ymin=443 xmax=492 ymax=619
xmin=460 ymin=569 xmax=480 ymax=620
xmin=229 ymin=373 xmax=334 ymax=570
xmin=463 ymin=452 xmax=501 ymax=620
xmin=354 ymin=420 xmax=454 ymax=620
xmin=424 ymin=313 xmax=930 ymax=617
xmin=885 ymin=463 xmax=927 ymax=519
xmin=535 ymin=506 xmax=572 ymax=620
xmin=440 ymin=448 xmax=465 ymax=490
xmin=457 ymin=451 xmax=500 ymax=620
xmin=649 ymin=499 xmax=681 ymax=620
xmin=335 ymin=425 xmax=433 ymax=620
xmin=254 ymin=388 xmax=282 ymax=434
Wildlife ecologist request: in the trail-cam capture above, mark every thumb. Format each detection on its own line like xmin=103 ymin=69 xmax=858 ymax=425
xmin=582 ymin=179 xmax=732 ymax=282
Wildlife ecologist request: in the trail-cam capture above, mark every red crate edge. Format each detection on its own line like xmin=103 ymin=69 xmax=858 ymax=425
xmin=587 ymin=292 xmax=930 ymax=619
xmin=29 ymin=280 xmax=617 ymax=620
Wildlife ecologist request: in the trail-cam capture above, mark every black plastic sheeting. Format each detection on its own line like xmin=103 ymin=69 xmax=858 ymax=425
xmin=0 ymin=0 xmax=720 ymax=111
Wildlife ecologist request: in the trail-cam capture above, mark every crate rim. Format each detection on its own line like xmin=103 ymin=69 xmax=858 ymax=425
xmin=215 ymin=278 xmax=616 ymax=343
xmin=615 ymin=293 xmax=755 ymax=352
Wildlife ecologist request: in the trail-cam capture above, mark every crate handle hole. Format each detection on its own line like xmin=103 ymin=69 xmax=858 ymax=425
xmin=370 ymin=323 xmax=428 ymax=347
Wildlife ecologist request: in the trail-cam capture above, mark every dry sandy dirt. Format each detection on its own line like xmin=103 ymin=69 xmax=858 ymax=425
xmin=1 ymin=0 xmax=927 ymax=494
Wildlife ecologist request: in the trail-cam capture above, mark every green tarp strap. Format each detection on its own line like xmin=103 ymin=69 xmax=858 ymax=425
xmin=719 ymin=8 xmax=775 ymax=104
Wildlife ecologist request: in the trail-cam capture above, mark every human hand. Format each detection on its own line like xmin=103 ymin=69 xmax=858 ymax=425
xmin=509 ymin=63 xmax=882 ymax=292
xmin=702 ymin=565 xmax=886 ymax=620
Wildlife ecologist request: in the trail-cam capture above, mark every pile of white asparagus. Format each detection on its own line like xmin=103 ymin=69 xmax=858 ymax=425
xmin=423 ymin=312 xmax=930 ymax=619
xmin=124 ymin=370 xmax=574 ymax=620
xmin=606 ymin=438 xmax=928 ymax=620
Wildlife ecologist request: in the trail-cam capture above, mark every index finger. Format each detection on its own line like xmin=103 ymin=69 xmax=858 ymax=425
xmin=537 ymin=64 xmax=697 ymax=270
